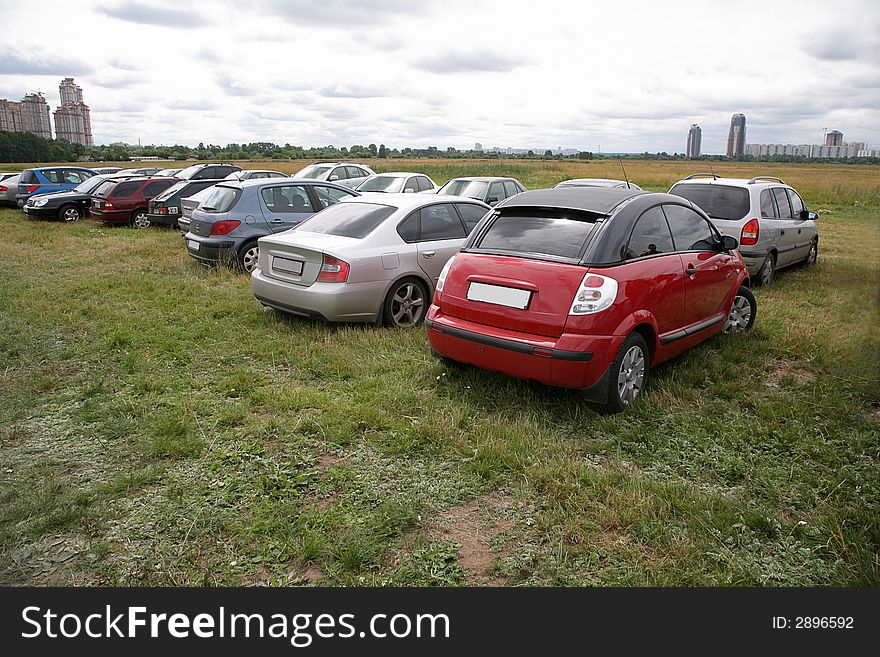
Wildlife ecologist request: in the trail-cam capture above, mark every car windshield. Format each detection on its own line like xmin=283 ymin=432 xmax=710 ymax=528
xmin=668 ymin=183 xmax=750 ymax=221
xmin=357 ymin=176 xmax=403 ymax=193
xmin=295 ymin=202 xmax=395 ymax=239
xmin=174 ymin=165 xmax=206 ymax=180
xmin=75 ymin=176 xmax=107 ymax=193
xmin=199 ymin=186 xmax=241 ymax=213
xmin=473 ymin=210 xmax=600 ymax=261
xmin=154 ymin=181 xmax=189 ymax=201
xmin=296 ymin=165 xmax=333 ymax=179
xmin=438 ymin=180 xmax=489 ymax=199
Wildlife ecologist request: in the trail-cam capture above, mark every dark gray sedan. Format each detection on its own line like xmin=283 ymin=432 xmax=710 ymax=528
xmin=182 ymin=179 xmax=358 ymax=273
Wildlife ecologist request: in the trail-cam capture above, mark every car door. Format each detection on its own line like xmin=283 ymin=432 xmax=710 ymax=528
xmin=414 ymin=203 xmax=468 ymax=284
xmin=622 ymin=206 xmax=686 ymax=338
xmin=770 ymin=187 xmax=800 ymax=267
xmin=487 ymin=181 xmax=506 ymax=206
xmin=327 ymin=167 xmax=348 ymax=185
xmin=346 ymin=166 xmax=369 ymax=188
xmin=785 ymin=188 xmax=813 ymax=262
xmin=663 ymin=203 xmax=738 ymax=330
xmin=259 ymin=183 xmax=317 ymax=232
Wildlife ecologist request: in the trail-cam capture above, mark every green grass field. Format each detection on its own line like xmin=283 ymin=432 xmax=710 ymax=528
xmin=0 ymin=159 xmax=877 ymax=586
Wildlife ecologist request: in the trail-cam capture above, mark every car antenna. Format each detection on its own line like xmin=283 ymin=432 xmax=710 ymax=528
xmin=707 ymin=159 xmax=719 ymax=180
xmin=617 ymin=156 xmax=632 ymax=189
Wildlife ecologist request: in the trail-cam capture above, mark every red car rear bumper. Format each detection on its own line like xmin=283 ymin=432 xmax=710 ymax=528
xmin=426 ymin=306 xmax=623 ymax=399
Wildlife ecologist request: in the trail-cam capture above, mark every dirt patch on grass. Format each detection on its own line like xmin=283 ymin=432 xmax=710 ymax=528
xmin=766 ymin=359 xmax=816 ymax=387
xmin=427 ymin=493 xmax=516 ymax=586
xmin=317 ymin=453 xmax=347 ymax=468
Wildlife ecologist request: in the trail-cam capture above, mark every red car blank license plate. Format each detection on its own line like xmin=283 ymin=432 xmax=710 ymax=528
xmin=466 ymin=282 xmax=531 ymax=309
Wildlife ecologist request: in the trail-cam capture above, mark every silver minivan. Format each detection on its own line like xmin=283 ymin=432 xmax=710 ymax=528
xmin=669 ymin=175 xmax=819 ymax=286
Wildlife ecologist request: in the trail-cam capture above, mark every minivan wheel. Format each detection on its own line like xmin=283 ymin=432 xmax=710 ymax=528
xmin=804 ymin=241 xmax=818 ymax=266
xmin=58 ymin=204 xmax=82 ymax=222
xmin=237 ymin=241 xmax=260 ymax=274
xmin=131 ymin=209 xmax=150 ymax=228
xmin=602 ymin=332 xmax=649 ymax=414
xmin=383 ymin=277 xmax=428 ymax=328
xmin=757 ymin=254 xmax=775 ymax=287
xmin=723 ymin=285 xmax=756 ymax=333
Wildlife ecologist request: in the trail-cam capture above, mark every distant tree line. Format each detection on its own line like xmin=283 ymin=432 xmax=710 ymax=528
xmin=0 ymin=131 xmax=87 ymax=163
xmin=2 ymin=131 xmax=877 ymax=165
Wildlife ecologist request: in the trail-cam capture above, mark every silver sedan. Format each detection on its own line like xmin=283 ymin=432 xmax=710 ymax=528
xmin=251 ymin=194 xmax=490 ymax=327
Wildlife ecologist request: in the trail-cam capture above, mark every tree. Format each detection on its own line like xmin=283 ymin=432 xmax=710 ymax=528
xmin=368 ymin=143 xmax=378 ymax=156
xmin=378 ymin=144 xmax=387 ymax=158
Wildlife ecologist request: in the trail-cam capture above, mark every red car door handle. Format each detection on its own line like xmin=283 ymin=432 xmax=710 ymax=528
xmin=685 ymin=265 xmax=697 ymax=276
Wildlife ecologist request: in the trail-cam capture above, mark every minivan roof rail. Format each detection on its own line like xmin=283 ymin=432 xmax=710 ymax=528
xmin=683 ymin=173 xmax=719 ymax=180
xmin=747 ymin=176 xmax=785 ymax=185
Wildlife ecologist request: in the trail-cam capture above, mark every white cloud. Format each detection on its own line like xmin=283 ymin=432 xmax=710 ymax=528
xmin=0 ymin=0 xmax=877 ymax=152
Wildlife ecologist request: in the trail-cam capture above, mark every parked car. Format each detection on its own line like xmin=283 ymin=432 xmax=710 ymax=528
xmin=0 ymin=173 xmax=21 ymax=207
xmin=183 ymin=179 xmax=359 ymax=273
xmin=178 ymin=185 xmax=217 ymax=232
xmin=109 ymin=167 xmax=163 ymax=177
xmin=292 ymin=162 xmax=375 ymax=189
xmin=23 ymin=174 xmax=133 ymax=222
xmin=669 ymin=174 xmax=819 ymax=286
xmin=225 ymin=169 xmax=287 ymax=180
xmin=0 ymin=172 xmax=19 ymax=182
xmin=355 ymin=172 xmax=438 ymax=194
xmin=147 ymin=179 xmax=222 ymax=228
xmin=556 ymin=178 xmax=642 ymax=190
xmin=175 ymin=162 xmax=243 ymax=181
xmin=251 ymin=194 xmax=491 ymax=327
xmin=89 ymin=177 xmax=178 ymax=226
xmin=15 ymin=166 xmax=96 ymax=206
xmin=425 ymin=187 xmax=755 ymax=413
xmin=435 ymin=176 xmax=526 ymax=206
xmin=91 ymin=167 xmax=123 ymax=174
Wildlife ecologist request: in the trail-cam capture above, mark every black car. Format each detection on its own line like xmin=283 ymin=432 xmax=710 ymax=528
xmin=22 ymin=174 xmax=134 ymax=222
xmin=146 ymin=179 xmax=221 ymax=228
xmin=175 ymin=162 xmax=242 ymax=181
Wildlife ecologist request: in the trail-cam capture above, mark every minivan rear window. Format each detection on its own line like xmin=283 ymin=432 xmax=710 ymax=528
xmin=668 ymin=183 xmax=750 ymax=221
xmin=474 ymin=210 xmax=599 ymax=260
xmin=295 ymin=202 xmax=395 ymax=239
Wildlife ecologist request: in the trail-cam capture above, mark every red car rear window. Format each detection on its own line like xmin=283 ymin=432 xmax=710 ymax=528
xmin=473 ymin=210 xmax=599 ymax=261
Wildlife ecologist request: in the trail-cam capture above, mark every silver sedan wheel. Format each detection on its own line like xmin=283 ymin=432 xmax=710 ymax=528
xmin=62 ymin=207 xmax=81 ymax=222
xmin=617 ymin=345 xmax=645 ymax=406
xmin=390 ymin=282 xmax=425 ymax=328
xmin=805 ymin=242 xmax=817 ymax=265
xmin=240 ymin=245 xmax=259 ymax=273
xmin=724 ymin=294 xmax=752 ymax=333
xmin=132 ymin=212 xmax=150 ymax=228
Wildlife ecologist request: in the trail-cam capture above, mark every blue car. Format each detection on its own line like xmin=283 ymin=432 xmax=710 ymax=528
xmin=183 ymin=178 xmax=359 ymax=273
xmin=16 ymin=166 xmax=97 ymax=207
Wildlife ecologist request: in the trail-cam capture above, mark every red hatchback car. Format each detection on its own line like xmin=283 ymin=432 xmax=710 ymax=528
xmin=89 ymin=176 xmax=177 ymax=227
xmin=426 ymin=187 xmax=756 ymax=413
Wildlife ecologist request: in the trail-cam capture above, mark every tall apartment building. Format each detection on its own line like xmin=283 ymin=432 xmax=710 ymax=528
xmin=53 ymin=77 xmax=93 ymax=146
xmin=825 ymin=130 xmax=843 ymax=146
xmin=686 ymin=124 xmax=702 ymax=157
xmin=0 ymin=92 xmax=52 ymax=138
xmin=726 ymin=113 xmax=746 ymax=157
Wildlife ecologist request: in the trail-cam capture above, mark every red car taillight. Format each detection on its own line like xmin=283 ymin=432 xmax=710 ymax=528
xmin=210 ymin=220 xmax=241 ymax=235
xmin=569 ymin=273 xmax=618 ymax=315
xmin=104 ymin=201 xmax=114 ymax=209
xmin=434 ymin=254 xmax=456 ymax=301
xmin=317 ymin=255 xmax=350 ymax=283
xmin=27 ymin=185 xmax=40 ymax=193
xmin=0 ymin=185 xmax=6 ymax=192
xmin=740 ymin=218 xmax=759 ymax=246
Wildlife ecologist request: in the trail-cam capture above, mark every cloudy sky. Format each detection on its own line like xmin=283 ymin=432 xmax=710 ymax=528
xmin=1 ymin=0 xmax=878 ymax=153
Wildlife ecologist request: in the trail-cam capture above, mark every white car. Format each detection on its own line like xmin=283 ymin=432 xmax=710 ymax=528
xmin=355 ymin=172 xmax=438 ymax=194
xmin=669 ymin=174 xmax=819 ymax=286
xmin=292 ymin=162 xmax=375 ymax=189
